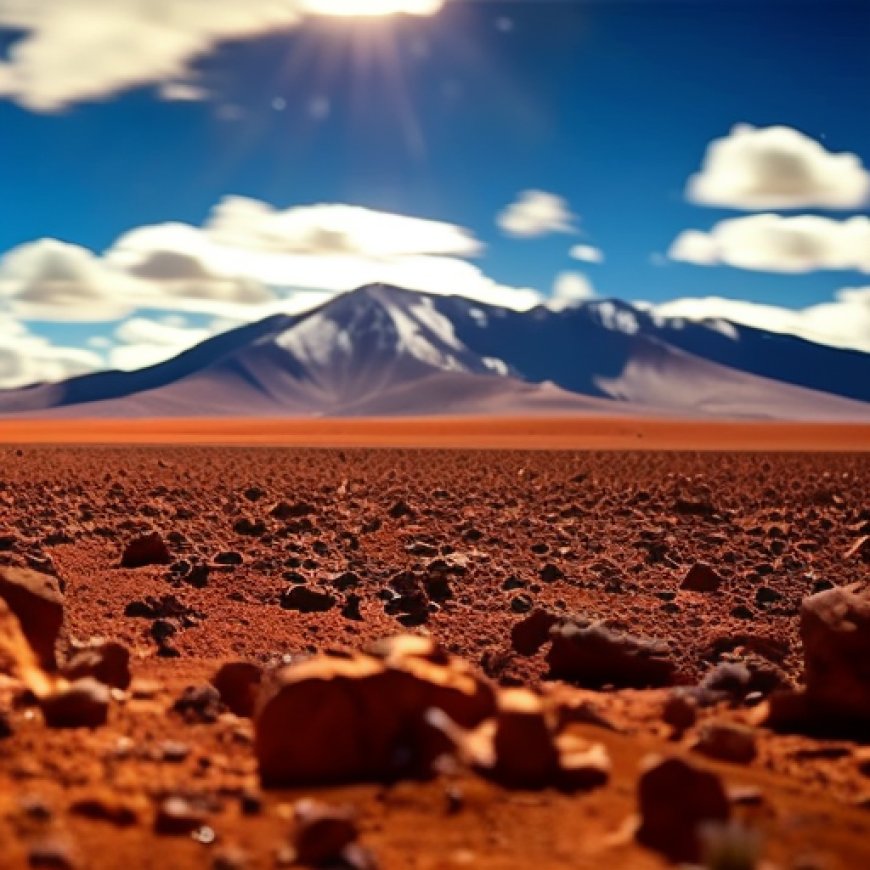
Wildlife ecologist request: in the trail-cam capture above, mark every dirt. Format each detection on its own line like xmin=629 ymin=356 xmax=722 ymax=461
xmin=0 ymin=442 xmax=868 ymax=868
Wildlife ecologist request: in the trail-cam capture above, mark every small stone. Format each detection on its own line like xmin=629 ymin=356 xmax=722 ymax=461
xmin=215 ymin=551 xmax=244 ymax=566
xmin=681 ymin=563 xmax=723 ymax=593
xmin=662 ymin=690 xmax=697 ymax=732
xmin=694 ymin=721 xmax=758 ymax=764
xmin=120 ymin=533 xmax=171 ymax=569
xmin=280 ymin=586 xmax=336 ymax=614
xmin=292 ymin=800 xmax=358 ymax=867
xmin=233 ymin=518 xmax=265 ymax=537
xmin=155 ymin=796 xmax=206 ymax=835
xmin=539 ymin=564 xmax=564 ymax=583
xmin=509 ymin=594 xmax=533 ymax=614
xmin=69 ymin=793 xmax=138 ymax=826
xmin=41 ymin=678 xmax=110 ymax=729
xmin=27 ymin=837 xmax=77 ymax=869
xmin=173 ymin=684 xmax=223 ymax=724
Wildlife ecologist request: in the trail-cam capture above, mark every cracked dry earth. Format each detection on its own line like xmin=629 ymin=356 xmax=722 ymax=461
xmin=0 ymin=445 xmax=869 ymax=869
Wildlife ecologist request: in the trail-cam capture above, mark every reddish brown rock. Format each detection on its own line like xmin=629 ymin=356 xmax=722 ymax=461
xmin=211 ymin=661 xmax=262 ymax=718
xmin=681 ymin=562 xmax=723 ymax=593
xmin=40 ymin=678 xmax=111 ymax=729
xmin=693 ymin=721 xmax=758 ymax=765
xmin=254 ymin=636 xmax=495 ymax=786
xmin=546 ymin=620 xmax=676 ymax=688
xmin=291 ymin=799 xmax=359 ymax=867
xmin=510 ymin=608 xmax=559 ymax=656
xmin=430 ymin=688 xmax=610 ymax=791
xmin=636 ymin=755 xmax=730 ymax=863
xmin=62 ymin=640 xmax=131 ymax=690
xmin=800 ymin=582 xmax=870 ymax=723
xmin=120 ymin=533 xmax=171 ymax=569
xmin=0 ymin=565 xmax=64 ymax=670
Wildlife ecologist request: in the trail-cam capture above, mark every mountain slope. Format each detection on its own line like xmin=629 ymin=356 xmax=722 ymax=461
xmin=1 ymin=284 xmax=868 ymax=420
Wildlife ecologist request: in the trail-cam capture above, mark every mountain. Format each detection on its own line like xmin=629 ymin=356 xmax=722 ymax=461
xmin=1 ymin=284 xmax=869 ymax=420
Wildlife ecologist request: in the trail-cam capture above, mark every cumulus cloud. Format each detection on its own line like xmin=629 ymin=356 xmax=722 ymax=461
xmin=108 ymin=198 xmax=541 ymax=312
xmin=0 ymin=1 xmax=446 ymax=112
xmin=650 ymin=287 xmax=870 ymax=354
xmin=0 ymin=313 xmax=103 ymax=388
xmin=549 ymin=271 xmax=595 ymax=310
xmin=110 ymin=316 xmax=213 ymax=370
xmin=497 ymin=191 xmax=577 ymax=238
xmin=206 ymin=197 xmax=482 ymax=258
xmin=687 ymin=124 xmax=870 ymax=210
xmin=669 ymin=214 xmax=870 ymax=274
xmin=0 ymin=239 xmax=136 ymax=321
xmin=570 ymin=244 xmax=604 ymax=264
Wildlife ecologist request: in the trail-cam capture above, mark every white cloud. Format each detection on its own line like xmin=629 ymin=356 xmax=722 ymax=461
xmin=688 ymin=124 xmax=870 ymax=210
xmin=569 ymin=244 xmax=604 ymax=264
xmin=109 ymin=316 xmax=213 ymax=370
xmin=669 ymin=214 xmax=870 ymax=274
xmin=0 ymin=1 xmax=446 ymax=112
xmin=549 ymin=271 xmax=595 ymax=310
xmin=497 ymin=190 xmax=577 ymax=238
xmin=0 ymin=313 xmax=103 ymax=388
xmin=206 ymin=197 xmax=483 ymax=258
xmin=107 ymin=198 xmax=542 ymax=312
xmin=0 ymin=239 xmax=136 ymax=321
xmin=651 ymin=287 xmax=870 ymax=354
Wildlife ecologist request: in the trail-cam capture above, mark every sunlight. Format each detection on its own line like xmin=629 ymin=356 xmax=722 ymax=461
xmin=300 ymin=0 xmax=445 ymax=17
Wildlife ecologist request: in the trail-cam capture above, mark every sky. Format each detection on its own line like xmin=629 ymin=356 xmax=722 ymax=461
xmin=1 ymin=0 xmax=870 ymax=387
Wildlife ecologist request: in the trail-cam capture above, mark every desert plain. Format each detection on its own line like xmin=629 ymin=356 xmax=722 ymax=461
xmin=0 ymin=418 xmax=868 ymax=869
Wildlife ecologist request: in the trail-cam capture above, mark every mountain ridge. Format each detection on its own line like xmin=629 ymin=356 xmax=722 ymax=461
xmin=2 ymin=284 xmax=868 ymax=420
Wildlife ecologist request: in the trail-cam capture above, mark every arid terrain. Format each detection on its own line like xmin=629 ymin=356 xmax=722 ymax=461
xmin=0 ymin=435 xmax=868 ymax=868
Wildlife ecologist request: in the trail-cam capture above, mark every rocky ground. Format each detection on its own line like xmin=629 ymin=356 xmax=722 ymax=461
xmin=0 ymin=445 xmax=868 ymax=869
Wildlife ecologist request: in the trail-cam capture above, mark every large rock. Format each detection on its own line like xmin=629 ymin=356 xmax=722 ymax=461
xmin=255 ymin=636 xmax=495 ymax=786
xmin=800 ymin=582 xmax=870 ymax=723
xmin=0 ymin=566 xmax=64 ymax=670
xmin=636 ymin=755 xmax=730 ymax=863
xmin=40 ymin=678 xmax=110 ymax=729
xmin=211 ymin=661 xmax=262 ymax=718
xmin=546 ymin=620 xmax=676 ymax=688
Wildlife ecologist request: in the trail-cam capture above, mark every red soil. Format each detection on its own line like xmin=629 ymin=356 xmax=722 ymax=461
xmin=0 ymin=434 xmax=868 ymax=868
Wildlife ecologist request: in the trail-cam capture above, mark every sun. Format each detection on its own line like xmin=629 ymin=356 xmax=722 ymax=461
xmin=300 ymin=0 xmax=445 ymax=17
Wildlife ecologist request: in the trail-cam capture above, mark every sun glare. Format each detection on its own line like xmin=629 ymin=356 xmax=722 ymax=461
xmin=300 ymin=0 xmax=445 ymax=17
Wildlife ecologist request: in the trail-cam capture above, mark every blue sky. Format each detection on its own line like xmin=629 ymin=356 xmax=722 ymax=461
xmin=1 ymin=0 xmax=869 ymax=385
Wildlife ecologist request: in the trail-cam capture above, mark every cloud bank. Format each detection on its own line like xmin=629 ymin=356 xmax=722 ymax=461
xmin=669 ymin=214 xmax=870 ymax=274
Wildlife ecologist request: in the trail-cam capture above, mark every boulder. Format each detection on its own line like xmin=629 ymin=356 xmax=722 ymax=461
xmin=0 ymin=566 xmax=64 ymax=670
xmin=636 ymin=755 xmax=730 ymax=863
xmin=800 ymin=582 xmax=870 ymax=723
xmin=255 ymin=636 xmax=495 ymax=786
xmin=546 ymin=620 xmax=676 ymax=688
